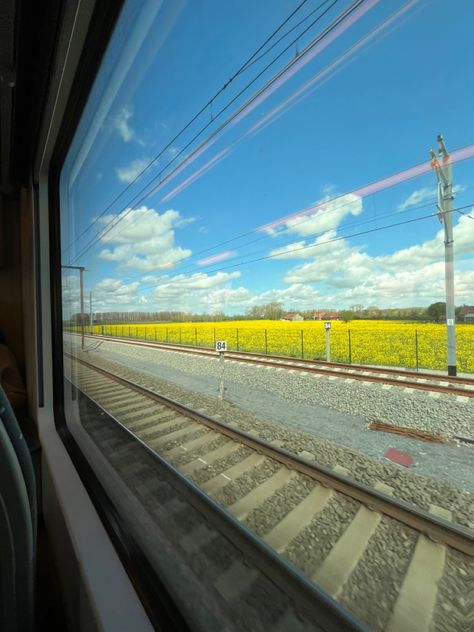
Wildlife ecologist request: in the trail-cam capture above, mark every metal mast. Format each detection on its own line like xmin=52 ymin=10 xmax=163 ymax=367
xmin=430 ymin=134 xmax=456 ymax=376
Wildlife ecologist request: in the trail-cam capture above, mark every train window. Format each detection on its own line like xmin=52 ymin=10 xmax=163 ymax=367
xmin=59 ymin=1 xmax=473 ymax=630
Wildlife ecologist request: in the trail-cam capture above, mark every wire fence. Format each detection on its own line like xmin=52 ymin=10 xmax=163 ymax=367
xmin=70 ymin=323 xmax=474 ymax=373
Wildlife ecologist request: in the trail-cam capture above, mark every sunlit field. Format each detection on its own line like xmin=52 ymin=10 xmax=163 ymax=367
xmin=84 ymin=320 xmax=474 ymax=374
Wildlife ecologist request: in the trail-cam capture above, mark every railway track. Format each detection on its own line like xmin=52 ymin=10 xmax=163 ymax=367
xmin=75 ymin=333 xmax=474 ymax=398
xmin=66 ymin=352 xmax=473 ymax=632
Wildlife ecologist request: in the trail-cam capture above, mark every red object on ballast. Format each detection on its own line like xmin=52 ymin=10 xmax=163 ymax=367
xmin=384 ymin=448 xmax=414 ymax=468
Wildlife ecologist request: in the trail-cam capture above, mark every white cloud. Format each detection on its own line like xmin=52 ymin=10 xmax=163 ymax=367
xmin=254 ymin=283 xmax=322 ymax=308
xmin=151 ymin=274 xmax=322 ymax=313
xmin=91 ymin=278 xmax=146 ymax=312
xmin=154 ymin=271 xmax=240 ymax=294
xmin=152 ymin=271 xmax=243 ymax=313
xmin=397 ymin=184 xmax=465 ymax=212
xmin=268 ymin=240 xmax=308 ymax=260
xmin=269 ymin=229 xmax=350 ymax=261
xmin=166 ymin=145 xmax=180 ymax=160
xmin=279 ymin=210 xmax=474 ymax=307
xmin=112 ymin=106 xmax=135 ymax=142
xmin=98 ymin=206 xmax=192 ymax=271
xmin=377 ymin=212 xmax=474 ymax=270
xmin=397 ymin=187 xmax=436 ymax=212
xmin=282 ymin=233 xmax=372 ymax=286
xmin=116 ymin=158 xmax=150 ymax=183
xmin=279 ymin=193 xmax=362 ymax=237
xmin=61 ymin=274 xmax=81 ymax=315
xmin=140 ymin=274 xmax=161 ymax=284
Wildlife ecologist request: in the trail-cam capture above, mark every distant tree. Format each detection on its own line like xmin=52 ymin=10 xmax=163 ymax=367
xmin=246 ymin=302 xmax=284 ymax=320
xmin=264 ymin=302 xmax=284 ymax=320
xmin=246 ymin=305 xmax=263 ymax=320
xmin=455 ymin=304 xmax=469 ymax=319
xmin=426 ymin=302 xmax=446 ymax=322
xmin=340 ymin=310 xmax=354 ymax=323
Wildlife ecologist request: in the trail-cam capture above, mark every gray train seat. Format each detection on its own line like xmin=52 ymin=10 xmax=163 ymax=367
xmin=0 ymin=384 xmax=36 ymax=631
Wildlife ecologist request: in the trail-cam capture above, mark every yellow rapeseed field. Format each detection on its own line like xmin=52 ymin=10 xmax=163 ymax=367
xmin=89 ymin=319 xmax=474 ymax=373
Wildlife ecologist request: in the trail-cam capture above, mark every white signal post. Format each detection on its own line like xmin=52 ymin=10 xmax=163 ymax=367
xmin=430 ymin=134 xmax=457 ymax=376
xmin=216 ymin=341 xmax=227 ymax=399
xmin=324 ymin=322 xmax=331 ymax=362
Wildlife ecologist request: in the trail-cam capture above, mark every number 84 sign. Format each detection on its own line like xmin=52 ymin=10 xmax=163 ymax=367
xmin=215 ymin=340 xmax=227 ymax=352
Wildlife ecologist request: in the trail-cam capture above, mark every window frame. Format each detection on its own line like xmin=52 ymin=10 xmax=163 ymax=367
xmin=41 ymin=1 xmax=191 ymax=629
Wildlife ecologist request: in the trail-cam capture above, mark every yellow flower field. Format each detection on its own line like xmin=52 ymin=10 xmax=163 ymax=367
xmin=86 ymin=320 xmax=474 ymax=373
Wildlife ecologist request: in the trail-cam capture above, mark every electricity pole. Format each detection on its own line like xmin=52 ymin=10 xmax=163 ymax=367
xmin=62 ymin=265 xmax=86 ymax=350
xmin=430 ymin=134 xmax=456 ymax=376
xmin=89 ymin=291 xmax=93 ymax=333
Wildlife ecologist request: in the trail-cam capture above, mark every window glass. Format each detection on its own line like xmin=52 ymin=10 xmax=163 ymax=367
xmin=61 ymin=2 xmax=474 ymax=630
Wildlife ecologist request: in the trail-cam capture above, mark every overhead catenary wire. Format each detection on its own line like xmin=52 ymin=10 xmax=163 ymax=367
xmin=117 ymin=195 xmax=444 ymax=286
xmin=236 ymin=0 xmax=335 ymax=75
xmin=456 ymin=208 xmax=474 ymax=220
xmin=62 ymin=0 xmax=326 ymax=255
xmin=68 ymin=0 xmax=365 ymax=265
xmin=69 ymin=0 xmax=342 ymax=263
xmin=78 ymin=168 xmax=474 ymax=288
xmin=134 ymin=204 xmax=474 ymax=295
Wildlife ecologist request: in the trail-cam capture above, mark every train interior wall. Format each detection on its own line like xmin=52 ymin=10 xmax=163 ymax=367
xmin=0 ymin=190 xmax=67 ymax=629
xmin=0 ymin=194 xmax=24 ymax=364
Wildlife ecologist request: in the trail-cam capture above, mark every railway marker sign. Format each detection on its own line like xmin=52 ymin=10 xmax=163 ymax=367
xmin=324 ymin=322 xmax=331 ymax=330
xmin=215 ymin=340 xmax=227 ymax=352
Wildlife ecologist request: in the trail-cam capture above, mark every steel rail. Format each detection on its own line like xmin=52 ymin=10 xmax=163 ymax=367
xmin=177 ymin=345 xmax=474 ymax=386
xmin=68 ymin=352 xmax=474 ymax=556
xmin=73 ymin=333 xmax=474 ymax=397
xmin=65 ymin=370 xmax=367 ymax=631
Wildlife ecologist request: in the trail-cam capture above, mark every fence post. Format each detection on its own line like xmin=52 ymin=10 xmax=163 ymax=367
xmin=195 ymin=327 xmax=198 ymax=346
xmin=236 ymin=328 xmax=239 ymax=351
xmin=154 ymin=327 xmax=157 ymax=342
xmin=348 ymin=329 xmax=352 ymax=364
xmin=128 ymin=326 xmax=131 ymax=337
xmin=213 ymin=327 xmax=216 ymax=346
xmin=179 ymin=328 xmax=182 ymax=344
xmin=136 ymin=326 xmax=138 ymax=338
xmin=166 ymin=327 xmax=169 ymax=343
xmin=415 ymin=329 xmax=419 ymax=372
xmin=264 ymin=329 xmax=268 ymax=355
xmin=301 ymin=330 xmax=304 ymax=359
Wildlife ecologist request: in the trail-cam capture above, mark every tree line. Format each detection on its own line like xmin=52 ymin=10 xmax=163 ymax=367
xmin=67 ymin=301 xmax=473 ymax=325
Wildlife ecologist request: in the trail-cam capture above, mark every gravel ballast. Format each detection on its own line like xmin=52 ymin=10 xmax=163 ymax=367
xmin=339 ymin=518 xmax=417 ymax=632
xmin=72 ymin=348 xmax=472 ymax=632
xmin=89 ymin=339 xmax=474 ymax=436
xmin=72 ymin=339 xmax=474 ymax=526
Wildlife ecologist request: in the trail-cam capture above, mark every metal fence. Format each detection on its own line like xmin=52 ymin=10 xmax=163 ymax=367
xmin=71 ymin=324 xmax=474 ymax=373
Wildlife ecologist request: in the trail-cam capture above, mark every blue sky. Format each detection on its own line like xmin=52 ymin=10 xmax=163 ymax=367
xmin=61 ymin=0 xmax=474 ymax=316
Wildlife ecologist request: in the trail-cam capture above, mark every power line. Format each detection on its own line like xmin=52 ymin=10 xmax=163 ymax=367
xmin=135 ymin=204 xmax=474 ymax=295
xmin=457 ymin=208 xmax=474 ymax=220
xmin=76 ymin=170 xmax=474 ymax=287
xmin=237 ymin=1 xmax=334 ymax=74
xmin=89 ymin=178 xmax=474 ymax=287
xmin=68 ymin=0 xmax=361 ymax=264
xmin=69 ymin=0 xmax=341 ymax=262
xmin=119 ymin=196 xmax=441 ymax=286
xmin=62 ymin=0 xmax=322 ymax=255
